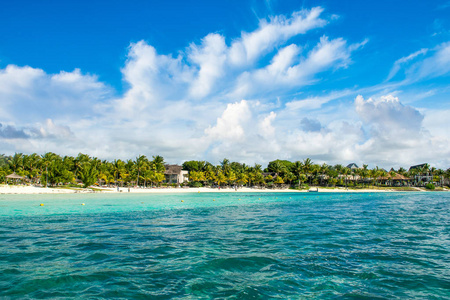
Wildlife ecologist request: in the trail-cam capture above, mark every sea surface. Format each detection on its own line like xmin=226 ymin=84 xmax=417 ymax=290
xmin=0 ymin=192 xmax=449 ymax=299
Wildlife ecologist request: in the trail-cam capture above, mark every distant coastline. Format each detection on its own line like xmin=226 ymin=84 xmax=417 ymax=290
xmin=1 ymin=185 xmax=447 ymax=195
xmin=1 ymin=153 xmax=449 ymax=194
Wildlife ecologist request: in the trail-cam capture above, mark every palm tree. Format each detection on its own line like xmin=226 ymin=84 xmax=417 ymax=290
xmin=227 ymin=170 xmax=237 ymax=187
xmin=74 ymin=153 xmax=90 ymax=180
xmin=303 ymin=158 xmax=313 ymax=184
xmin=269 ymin=160 xmax=286 ymax=177
xmin=298 ymin=174 xmax=307 ymax=188
xmin=310 ymin=164 xmax=320 ymax=186
xmin=292 ymin=161 xmax=303 ymax=187
xmin=154 ymin=172 xmax=165 ymax=187
xmin=397 ymin=167 xmax=407 ymax=176
xmin=319 ymin=163 xmax=329 ymax=186
xmin=216 ymin=171 xmax=227 ymax=188
xmin=151 ymin=155 xmax=165 ymax=173
xmin=10 ymin=153 xmax=23 ymax=173
xmin=134 ymin=155 xmax=148 ymax=187
xmin=236 ymin=172 xmax=248 ymax=188
xmin=342 ymin=167 xmax=350 ymax=188
xmin=274 ymin=175 xmax=284 ymax=188
xmin=220 ymin=158 xmax=230 ymax=170
xmin=112 ymin=159 xmax=125 ymax=186
xmin=79 ymin=162 xmax=99 ymax=188
xmin=23 ymin=153 xmax=41 ymax=183
xmin=283 ymin=172 xmax=296 ymax=187
xmin=189 ymin=171 xmax=205 ymax=183
xmin=360 ymin=164 xmax=369 ymax=187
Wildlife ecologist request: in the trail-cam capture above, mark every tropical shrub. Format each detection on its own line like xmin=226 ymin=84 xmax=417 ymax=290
xmin=425 ymin=183 xmax=435 ymax=190
xmin=189 ymin=181 xmax=203 ymax=187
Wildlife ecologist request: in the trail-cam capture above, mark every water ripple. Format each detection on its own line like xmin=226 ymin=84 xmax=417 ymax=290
xmin=0 ymin=192 xmax=449 ymax=298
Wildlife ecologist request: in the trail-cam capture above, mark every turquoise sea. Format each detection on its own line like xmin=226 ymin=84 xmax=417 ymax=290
xmin=0 ymin=192 xmax=449 ymax=299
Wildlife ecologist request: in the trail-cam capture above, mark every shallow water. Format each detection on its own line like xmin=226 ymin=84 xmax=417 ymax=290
xmin=1 ymin=192 xmax=449 ymax=298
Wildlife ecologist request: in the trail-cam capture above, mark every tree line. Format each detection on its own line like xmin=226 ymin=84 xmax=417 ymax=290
xmin=0 ymin=153 xmax=166 ymax=188
xmin=1 ymin=153 xmax=449 ymax=189
xmin=182 ymin=158 xmax=450 ymax=189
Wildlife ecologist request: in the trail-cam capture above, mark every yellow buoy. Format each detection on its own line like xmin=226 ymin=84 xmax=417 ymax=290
xmin=198 ymin=191 xmax=200 ymax=193
xmin=213 ymin=199 xmax=215 ymax=201
xmin=81 ymin=203 xmax=85 ymax=206
xmin=40 ymin=203 xmax=44 ymax=206
xmin=258 ymin=198 xmax=261 ymax=200
xmin=181 ymin=200 xmax=184 ymax=202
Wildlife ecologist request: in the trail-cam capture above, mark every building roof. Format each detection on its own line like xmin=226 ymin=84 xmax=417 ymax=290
xmin=164 ymin=164 xmax=183 ymax=175
xmin=6 ymin=172 xmax=24 ymax=179
xmin=409 ymin=163 xmax=427 ymax=171
xmin=262 ymin=172 xmax=277 ymax=177
xmin=380 ymin=173 xmax=411 ymax=180
xmin=346 ymin=163 xmax=359 ymax=169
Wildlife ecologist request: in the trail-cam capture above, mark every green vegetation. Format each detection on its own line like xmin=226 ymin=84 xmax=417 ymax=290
xmin=0 ymin=152 xmax=449 ymax=190
xmin=425 ymin=183 xmax=435 ymax=190
xmin=0 ymin=153 xmax=166 ymax=188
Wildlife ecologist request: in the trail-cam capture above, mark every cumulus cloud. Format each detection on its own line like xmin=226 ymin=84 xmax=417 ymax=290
xmin=0 ymin=123 xmax=29 ymax=139
xmin=352 ymin=95 xmax=450 ymax=167
xmin=0 ymin=65 xmax=111 ymax=123
xmin=38 ymin=119 xmax=74 ymax=139
xmin=205 ymin=100 xmax=251 ymax=142
xmin=355 ymin=95 xmax=424 ymax=131
xmin=233 ymin=36 xmax=363 ymax=99
xmin=300 ymin=117 xmax=322 ymax=132
xmin=188 ymin=33 xmax=227 ymax=98
xmin=1 ymin=6 xmax=449 ymax=168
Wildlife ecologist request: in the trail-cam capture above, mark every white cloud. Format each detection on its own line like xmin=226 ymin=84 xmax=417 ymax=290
xmin=285 ymin=89 xmax=354 ymax=111
xmin=353 ymin=95 xmax=450 ymax=167
xmin=300 ymin=117 xmax=322 ymax=132
xmin=188 ymin=33 xmax=227 ymax=98
xmin=0 ymin=65 xmax=111 ymax=123
xmin=387 ymin=42 xmax=450 ymax=83
xmin=1 ymin=7 xmax=449 ymax=169
xmin=205 ymin=100 xmax=251 ymax=142
xmin=412 ymin=42 xmax=450 ymax=79
xmin=229 ymin=7 xmax=327 ymax=65
xmin=386 ymin=48 xmax=428 ymax=81
xmin=355 ymin=94 xmax=423 ymax=131
xmin=232 ymin=36 xmax=361 ymax=99
xmin=258 ymin=111 xmax=277 ymax=138
xmin=38 ymin=119 xmax=73 ymax=139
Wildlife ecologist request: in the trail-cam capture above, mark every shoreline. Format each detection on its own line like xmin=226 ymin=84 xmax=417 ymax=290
xmin=0 ymin=185 xmax=443 ymax=195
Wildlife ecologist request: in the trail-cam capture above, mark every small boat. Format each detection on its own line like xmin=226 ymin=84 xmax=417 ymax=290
xmin=308 ymin=188 xmax=319 ymax=192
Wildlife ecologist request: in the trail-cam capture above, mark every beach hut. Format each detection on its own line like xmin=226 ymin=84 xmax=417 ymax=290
xmin=6 ymin=172 xmax=25 ymax=184
xmin=380 ymin=173 xmax=411 ymax=186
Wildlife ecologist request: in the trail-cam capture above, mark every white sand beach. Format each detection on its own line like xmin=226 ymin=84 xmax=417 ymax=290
xmin=0 ymin=184 xmax=424 ymax=194
xmin=0 ymin=185 xmax=77 ymax=194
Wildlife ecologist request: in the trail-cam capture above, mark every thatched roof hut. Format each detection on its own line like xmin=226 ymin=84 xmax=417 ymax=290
xmin=6 ymin=172 xmax=24 ymax=179
xmin=380 ymin=173 xmax=410 ymax=181
xmin=164 ymin=165 xmax=183 ymax=175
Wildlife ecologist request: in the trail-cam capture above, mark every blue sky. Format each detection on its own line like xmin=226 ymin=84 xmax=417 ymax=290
xmin=1 ymin=0 xmax=450 ymax=168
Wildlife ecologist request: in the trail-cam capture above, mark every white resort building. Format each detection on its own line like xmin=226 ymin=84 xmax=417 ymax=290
xmin=164 ymin=165 xmax=189 ymax=184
